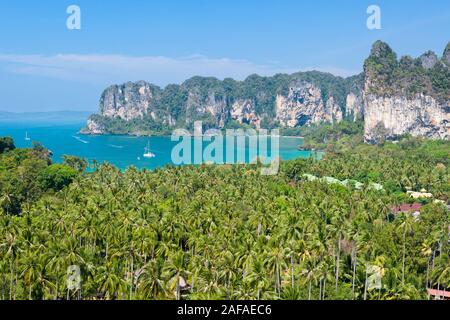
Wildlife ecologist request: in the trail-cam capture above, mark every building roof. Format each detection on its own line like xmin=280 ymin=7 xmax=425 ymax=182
xmin=407 ymin=191 xmax=433 ymax=199
xmin=427 ymin=288 xmax=450 ymax=298
xmin=323 ymin=176 xmax=342 ymax=185
xmin=392 ymin=203 xmax=423 ymax=214
xmin=303 ymin=174 xmax=318 ymax=181
xmin=342 ymin=179 xmax=364 ymax=190
xmin=369 ymin=183 xmax=384 ymax=191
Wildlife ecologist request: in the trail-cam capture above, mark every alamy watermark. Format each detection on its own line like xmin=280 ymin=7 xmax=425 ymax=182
xmin=66 ymin=5 xmax=81 ymax=30
xmin=65 ymin=5 xmax=380 ymax=31
xmin=67 ymin=265 xmax=81 ymax=291
xmin=171 ymin=121 xmax=280 ymax=175
xmin=367 ymin=5 xmax=381 ymax=30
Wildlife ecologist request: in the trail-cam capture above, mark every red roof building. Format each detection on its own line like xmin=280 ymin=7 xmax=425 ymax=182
xmin=392 ymin=203 xmax=423 ymax=214
xmin=427 ymin=288 xmax=450 ymax=300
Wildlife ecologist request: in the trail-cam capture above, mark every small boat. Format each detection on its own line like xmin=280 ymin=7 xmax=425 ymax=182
xmin=143 ymin=141 xmax=155 ymax=158
xmin=25 ymin=132 xmax=31 ymax=141
xmin=73 ymin=136 xmax=89 ymax=144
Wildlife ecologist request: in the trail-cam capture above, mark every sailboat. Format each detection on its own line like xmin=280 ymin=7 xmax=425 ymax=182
xmin=25 ymin=132 xmax=31 ymax=141
xmin=143 ymin=141 xmax=155 ymax=158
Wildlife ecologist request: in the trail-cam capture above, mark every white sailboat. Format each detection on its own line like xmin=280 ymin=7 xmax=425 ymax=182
xmin=25 ymin=132 xmax=31 ymax=141
xmin=143 ymin=141 xmax=155 ymax=158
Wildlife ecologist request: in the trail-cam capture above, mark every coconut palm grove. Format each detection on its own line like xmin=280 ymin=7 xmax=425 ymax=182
xmin=0 ymin=128 xmax=449 ymax=300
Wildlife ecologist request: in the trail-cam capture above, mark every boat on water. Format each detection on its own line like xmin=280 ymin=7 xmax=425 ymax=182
xmin=143 ymin=141 xmax=155 ymax=158
xmin=25 ymin=132 xmax=31 ymax=141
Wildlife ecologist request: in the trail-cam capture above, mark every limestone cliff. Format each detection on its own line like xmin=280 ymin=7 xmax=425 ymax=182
xmin=230 ymin=99 xmax=261 ymax=128
xmin=99 ymin=81 xmax=156 ymax=121
xmin=364 ymin=93 xmax=449 ymax=142
xmin=83 ymin=71 xmax=358 ymax=135
xmin=363 ymin=41 xmax=450 ymax=142
xmin=345 ymin=93 xmax=364 ymax=121
xmin=82 ymin=41 xmax=450 ymax=140
xmin=275 ymin=84 xmax=342 ymax=127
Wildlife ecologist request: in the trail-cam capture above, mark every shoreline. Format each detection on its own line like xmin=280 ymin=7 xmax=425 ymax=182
xmin=79 ymin=130 xmax=305 ymax=140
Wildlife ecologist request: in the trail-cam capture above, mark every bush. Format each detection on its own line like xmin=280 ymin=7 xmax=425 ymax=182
xmin=39 ymin=164 xmax=78 ymax=191
xmin=0 ymin=137 xmax=15 ymax=154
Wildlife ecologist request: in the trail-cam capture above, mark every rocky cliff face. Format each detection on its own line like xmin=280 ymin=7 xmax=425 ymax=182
xmin=230 ymin=99 xmax=260 ymax=128
xmin=345 ymin=93 xmax=364 ymax=121
xmin=83 ymin=41 xmax=449 ymax=141
xmin=83 ymin=71 xmax=358 ymax=135
xmin=85 ymin=118 xmax=105 ymax=134
xmin=100 ymin=81 xmax=157 ymax=121
xmin=275 ymin=84 xmax=342 ymax=127
xmin=185 ymin=88 xmax=228 ymax=128
xmin=444 ymin=43 xmax=450 ymax=66
xmin=363 ymin=41 xmax=450 ymax=142
xmin=420 ymin=51 xmax=439 ymax=70
xmin=364 ymin=93 xmax=449 ymax=142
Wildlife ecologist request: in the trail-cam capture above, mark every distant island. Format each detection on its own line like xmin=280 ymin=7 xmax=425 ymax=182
xmin=82 ymin=41 xmax=450 ymax=143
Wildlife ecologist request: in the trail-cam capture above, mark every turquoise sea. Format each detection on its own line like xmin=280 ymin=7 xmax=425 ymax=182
xmin=0 ymin=121 xmax=313 ymax=170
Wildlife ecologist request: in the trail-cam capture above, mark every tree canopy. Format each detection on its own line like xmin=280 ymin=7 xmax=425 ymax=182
xmin=0 ymin=135 xmax=448 ymax=300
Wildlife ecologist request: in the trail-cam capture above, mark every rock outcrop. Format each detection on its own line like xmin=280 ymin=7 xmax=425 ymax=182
xmin=100 ymin=81 xmax=157 ymax=121
xmin=420 ymin=51 xmax=439 ymax=70
xmin=83 ymin=72 xmax=354 ymax=135
xmin=364 ymin=93 xmax=449 ymax=142
xmin=444 ymin=43 xmax=450 ymax=66
xmin=363 ymin=41 xmax=450 ymax=142
xmin=84 ymin=118 xmax=105 ymax=135
xmin=345 ymin=93 xmax=364 ymax=121
xmin=230 ymin=99 xmax=260 ymax=128
xmin=275 ymin=84 xmax=342 ymax=127
xmin=83 ymin=41 xmax=450 ymax=142
xmin=185 ymin=89 xmax=228 ymax=128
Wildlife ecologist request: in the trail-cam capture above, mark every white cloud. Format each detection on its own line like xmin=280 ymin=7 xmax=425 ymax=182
xmin=0 ymin=53 xmax=359 ymax=87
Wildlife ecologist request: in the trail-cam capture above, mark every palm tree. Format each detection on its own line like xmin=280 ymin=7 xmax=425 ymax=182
xmin=396 ymin=214 xmax=415 ymax=285
xmin=246 ymin=257 xmax=269 ymax=300
xmin=138 ymin=258 xmax=166 ymax=299
xmin=163 ymin=250 xmax=189 ymax=300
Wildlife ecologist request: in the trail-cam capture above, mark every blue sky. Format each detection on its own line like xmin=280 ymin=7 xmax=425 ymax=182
xmin=0 ymin=0 xmax=449 ymax=112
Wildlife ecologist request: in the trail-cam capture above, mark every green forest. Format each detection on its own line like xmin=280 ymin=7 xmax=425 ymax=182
xmin=0 ymin=133 xmax=449 ymax=300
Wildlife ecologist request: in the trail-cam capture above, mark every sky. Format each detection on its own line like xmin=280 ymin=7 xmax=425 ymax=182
xmin=0 ymin=0 xmax=449 ymax=112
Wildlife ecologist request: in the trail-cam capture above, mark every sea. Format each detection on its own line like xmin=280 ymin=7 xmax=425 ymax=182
xmin=0 ymin=116 xmax=314 ymax=171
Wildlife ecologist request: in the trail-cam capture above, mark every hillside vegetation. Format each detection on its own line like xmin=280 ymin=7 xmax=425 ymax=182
xmin=365 ymin=40 xmax=450 ymax=102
